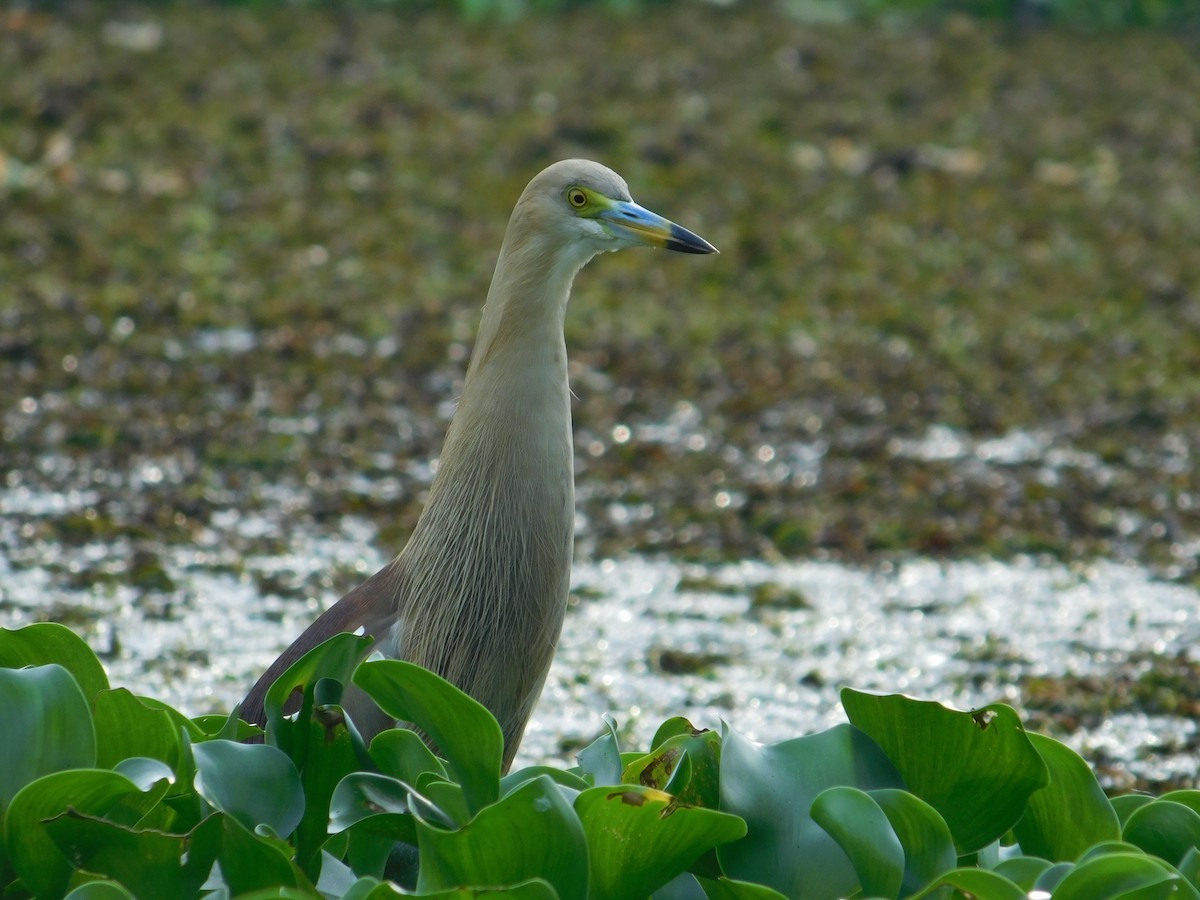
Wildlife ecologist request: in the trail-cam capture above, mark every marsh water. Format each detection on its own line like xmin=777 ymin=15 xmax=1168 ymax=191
xmin=3 ymin=445 xmax=1197 ymax=789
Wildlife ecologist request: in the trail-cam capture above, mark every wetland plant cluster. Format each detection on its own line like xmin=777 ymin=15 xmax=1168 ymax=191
xmin=5 ymin=621 xmax=1200 ymax=899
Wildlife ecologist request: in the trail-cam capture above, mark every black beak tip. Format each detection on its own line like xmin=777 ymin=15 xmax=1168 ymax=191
xmin=667 ymin=224 xmax=719 ymax=255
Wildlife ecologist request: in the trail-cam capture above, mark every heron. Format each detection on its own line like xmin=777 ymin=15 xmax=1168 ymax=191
xmin=240 ymin=159 xmax=716 ymax=770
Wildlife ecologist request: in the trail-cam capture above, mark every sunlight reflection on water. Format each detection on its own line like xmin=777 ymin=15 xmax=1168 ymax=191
xmin=1 ymin=495 xmax=1196 ymax=786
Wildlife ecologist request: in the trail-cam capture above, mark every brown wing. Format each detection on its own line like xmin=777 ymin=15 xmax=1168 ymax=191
xmin=238 ymin=561 xmax=402 ymax=727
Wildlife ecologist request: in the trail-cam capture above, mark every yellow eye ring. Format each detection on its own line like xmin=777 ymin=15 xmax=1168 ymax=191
xmin=567 ymin=188 xmax=588 ymax=209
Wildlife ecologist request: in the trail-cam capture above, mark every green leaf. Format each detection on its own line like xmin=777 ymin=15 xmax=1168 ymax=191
xmin=717 ymin=722 xmax=903 ymax=899
xmin=575 ymin=784 xmax=746 ymax=898
xmin=1050 ymin=851 xmax=1190 ymax=900
xmin=0 ymin=622 xmax=110 ymax=702
xmin=1078 ymin=841 xmax=1147 ymax=861
xmin=693 ymin=876 xmax=790 ymax=899
xmin=623 ymin=726 xmax=723 ymax=810
xmin=134 ymin=694 xmax=209 ymax=743
xmin=329 ymin=772 xmax=421 ymax=879
xmin=292 ymin=703 xmax=365 ymax=875
xmin=112 ymin=757 xmax=175 ymax=793
xmin=1123 ymin=799 xmax=1200 ymax=867
xmin=501 ymin=765 xmax=591 ymax=798
xmin=1013 ymin=732 xmax=1121 ymax=860
xmin=375 ymin=880 xmax=558 ymax=899
xmin=416 ymin=774 xmax=588 ymax=899
xmin=1161 ymin=790 xmax=1200 ymax=818
xmin=330 ymin=772 xmax=419 ymax=839
xmin=917 ymin=868 xmax=1027 ymax=899
xmin=1033 ymin=861 xmax=1074 ymax=892
xmin=810 ymin=786 xmax=904 ymax=898
xmin=44 ymin=809 xmax=223 ymax=899
xmin=993 ymin=855 xmax=1055 ymax=889
xmin=217 ymin=815 xmax=312 ymax=894
xmin=6 ymin=769 xmax=152 ymax=898
xmin=355 ymin=659 xmax=502 ymax=816
xmin=92 ymin=688 xmax=184 ymax=773
xmin=841 ymin=690 xmax=1049 ymax=854
xmin=0 ymin=665 xmax=97 ymax=816
xmin=193 ymin=711 xmax=262 ymax=741
xmin=1113 ymin=794 xmax=1157 ymax=826
xmin=652 ymin=717 xmax=708 ymax=749
xmin=63 ymin=881 xmax=137 ymax=899
xmin=576 ymin=715 xmax=623 ymax=786
xmin=1179 ymin=847 xmax=1200 ymax=889
xmin=193 ymin=740 xmax=305 ymax=836
xmin=260 ymin=632 xmax=375 ymax=754
xmin=870 ymin=788 xmax=957 ymax=896
xmin=370 ymin=727 xmax=448 ymax=784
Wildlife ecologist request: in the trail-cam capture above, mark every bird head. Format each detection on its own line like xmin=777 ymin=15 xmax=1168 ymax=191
xmin=515 ymin=159 xmax=718 ymax=261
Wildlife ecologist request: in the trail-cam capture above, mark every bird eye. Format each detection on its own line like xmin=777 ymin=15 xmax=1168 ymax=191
xmin=567 ymin=188 xmax=588 ymax=209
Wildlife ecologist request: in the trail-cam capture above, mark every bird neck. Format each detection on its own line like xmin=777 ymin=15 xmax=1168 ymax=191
xmin=415 ymin=222 xmax=589 ymax=525
xmin=468 ymin=225 xmax=591 ymax=380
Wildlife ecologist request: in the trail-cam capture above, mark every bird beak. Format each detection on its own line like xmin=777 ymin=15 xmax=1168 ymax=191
xmin=599 ymin=200 xmax=718 ymax=255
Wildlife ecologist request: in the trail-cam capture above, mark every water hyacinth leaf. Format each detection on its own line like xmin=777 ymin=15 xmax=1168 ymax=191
xmin=575 ymin=784 xmax=746 ymax=898
xmin=234 ymin=889 xmax=328 ymax=900
xmin=501 ymin=765 xmax=591 ymax=798
xmin=1122 ymin=800 xmax=1200 ymax=867
xmin=217 ymin=815 xmax=312 ymax=894
xmin=43 ymin=809 xmax=223 ymax=900
xmin=360 ymin=880 xmax=558 ymax=899
xmin=355 ymin=658 xmax=502 ymax=815
xmin=1049 ymin=852 xmax=1190 ymax=900
xmin=63 ymin=881 xmax=136 ymax=899
xmin=0 ymin=622 xmax=110 ymax=703
xmin=810 ymin=786 xmax=904 ymax=898
xmin=1033 ymin=861 xmax=1074 ymax=893
xmin=693 ymin=876 xmax=790 ymax=899
xmin=330 ymin=772 xmax=415 ymax=833
xmin=1113 ymin=794 xmax=1157 ymax=827
xmin=6 ymin=769 xmax=151 ymax=898
xmin=421 ymin=778 xmax=472 ymax=825
xmin=261 ymin=632 xmax=374 ymax=749
xmin=135 ymin=694 xmax=209 ymax=742
xmin=993 ymin=855 xmax=1056 ymax=889
xmin=1078 ymin=841 xmax=1146 ymax=861
xmin=624 ymin=726 xmax=723 ymax=810
xmin=92 ymin=688 xmax=183 ymax=773
xmin=653 ymin=872 xmax=708 ymax=899
xmin=1178 ymin=847 xmax=1200 ymax=889
xmin=718 ymin=723 xmax=903 ymax=899
xmin=292 ymin=704 xmax=364 ymax=875
xmin=359 ymin=880 xmax=558 ymax=899
xmin=1 ymin=665 xmax=96 ymax=816
xmin=315 ymin=849 xmax=359 ymax=897
xmin=112 ymin=753 xmax=174 ymax=787
xmin=1013 ymin=732 xmax=1121 ymax=860
xmin=193 ymin=711 xmax=261 ymax=741
xmin=919 ymin=868 xmax=1027 ymax=899
xmin=652 ymin=717 xmax=707 ymax=749
xmin=841 ymin=690 xmax=1048 ymax=854
xmin=370 ymin=727 xmax=448 ymax=785
xmin=193 ymin=740 xmax=304 ymax=837
xmin=329 ymin=771 xmax=420 ymax=876
xmin=415 ymin=774 xmax=587 ymax=900
xmin=577 ymin=714 xmax=623 ymax=786
xmin=263 ymin=632 xmax=374 ymax=717
xmin=1161 ymin=790 xmax=1200 ymax=817
xmin=869 ymin=788 xmax=957 ymax=896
